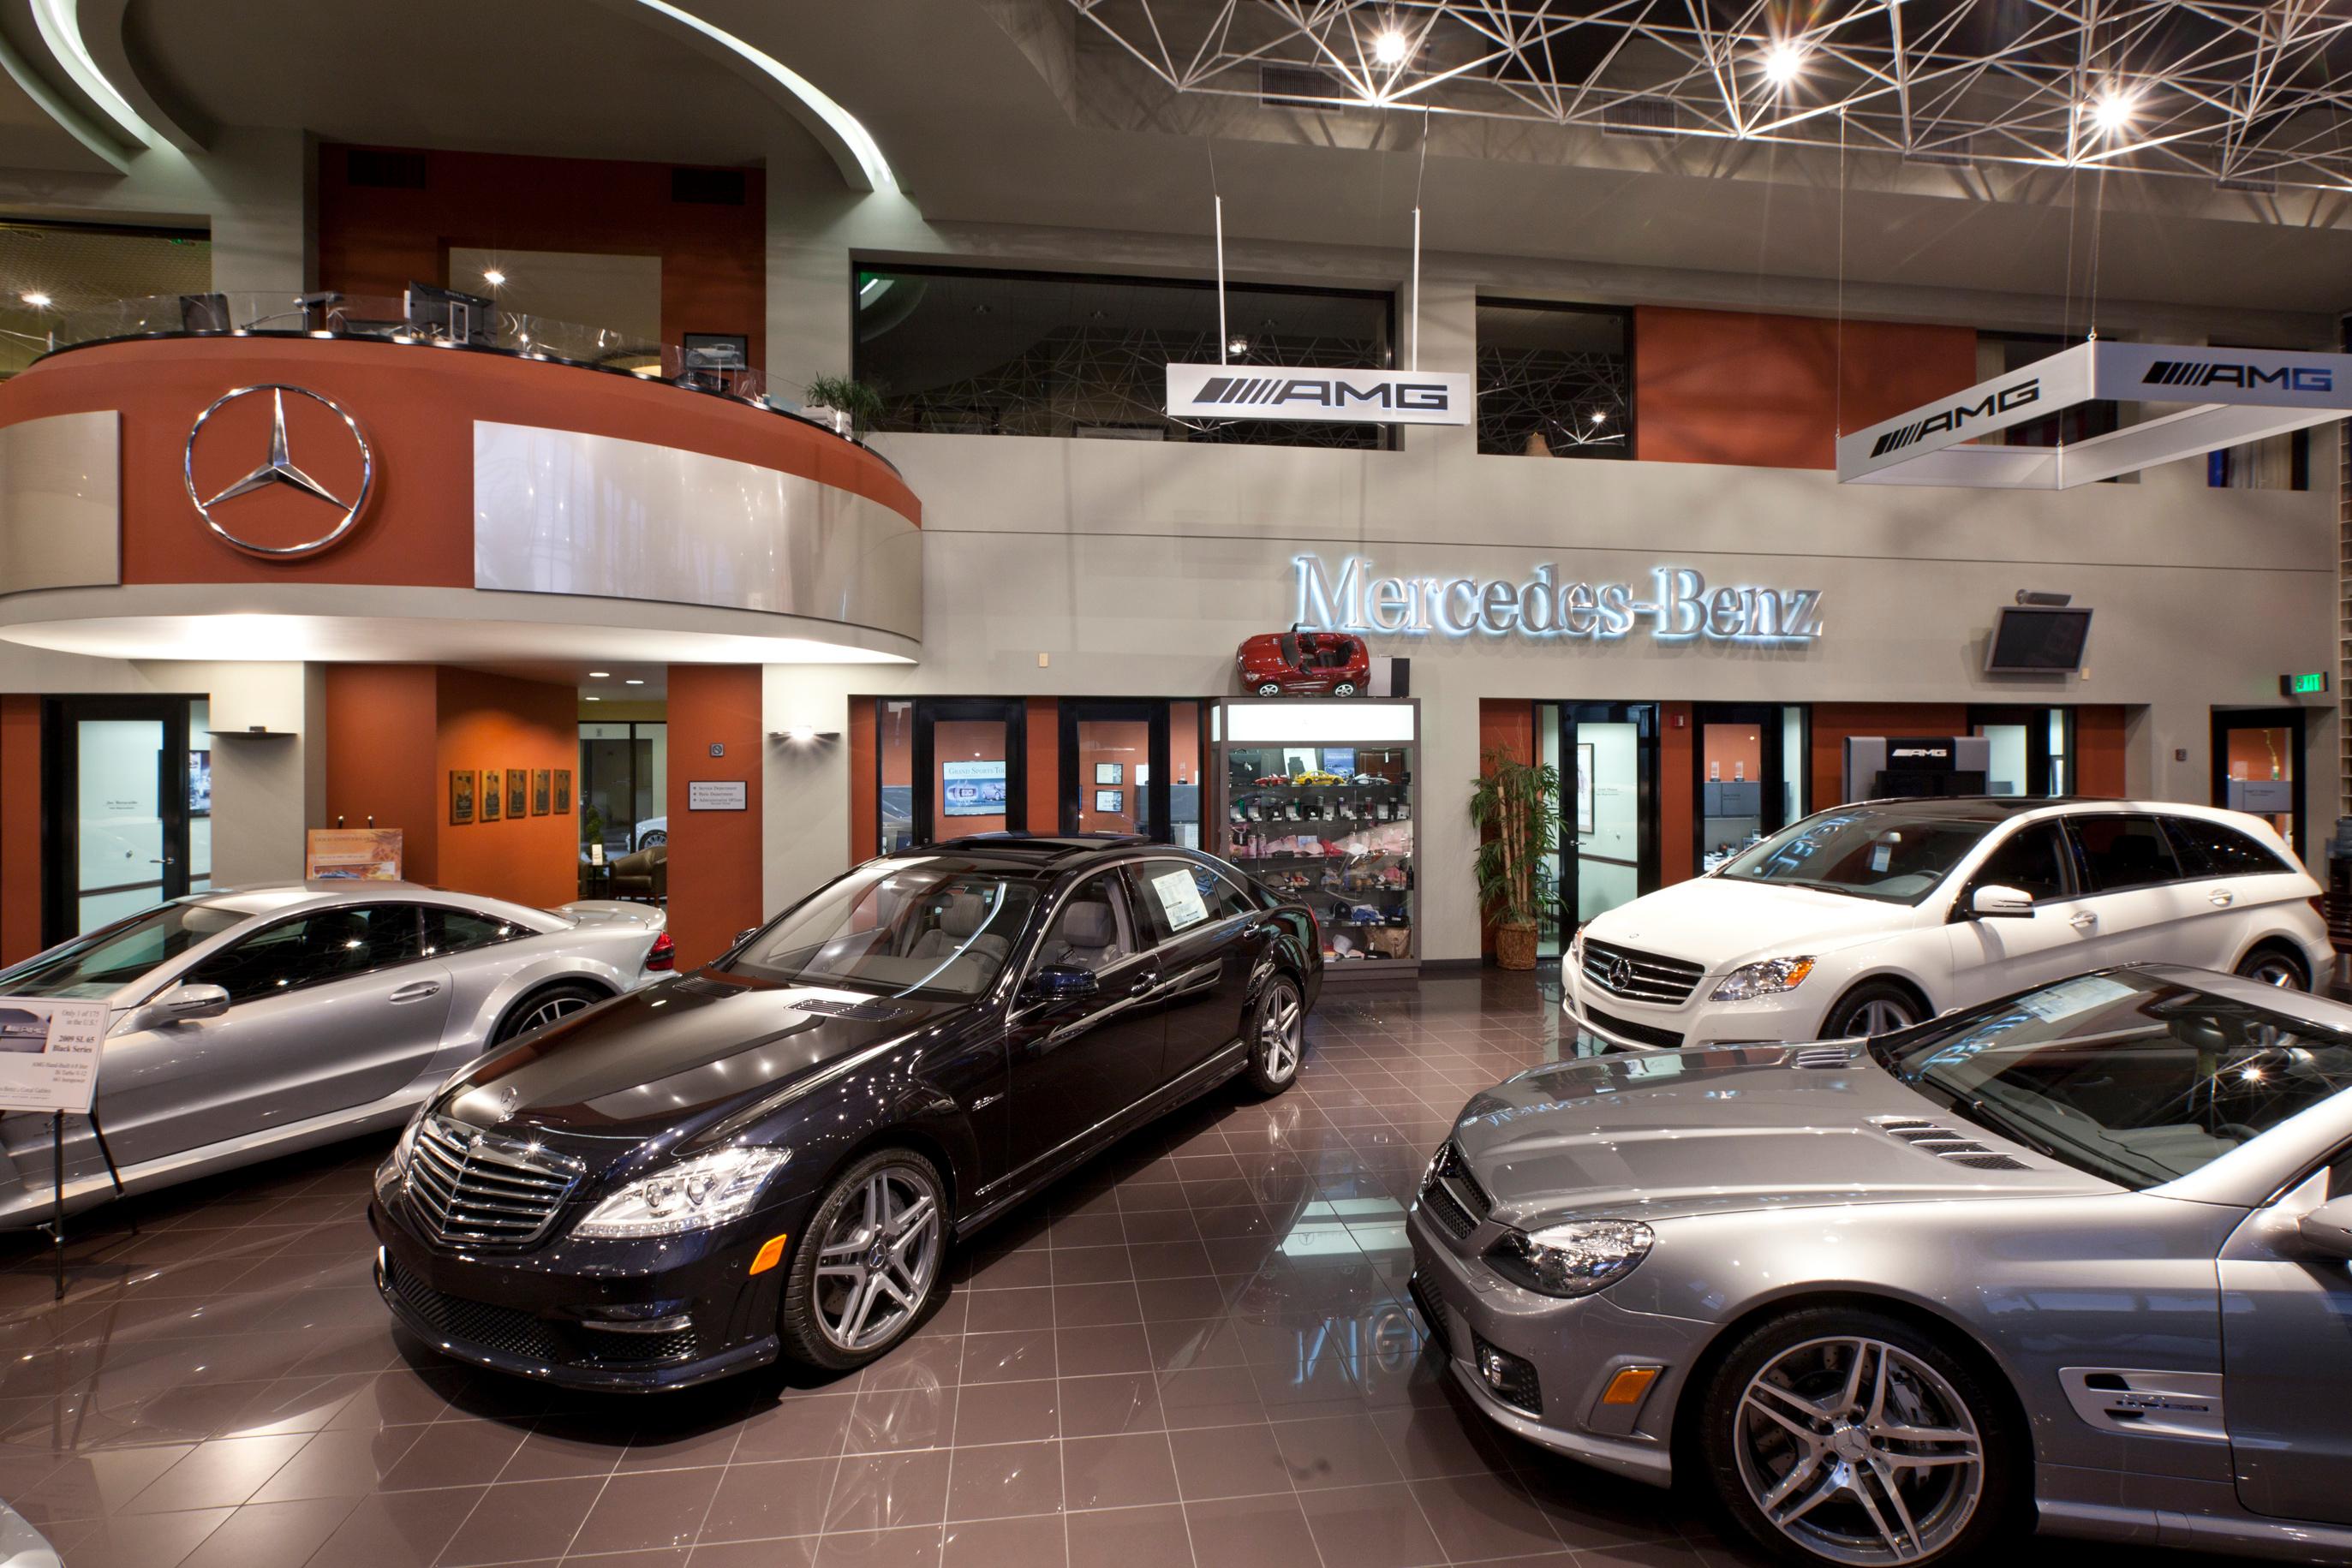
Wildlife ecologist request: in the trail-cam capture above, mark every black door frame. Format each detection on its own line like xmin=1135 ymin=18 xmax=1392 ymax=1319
xmin=42 ymin=695 xmax=197 ymax=945
xmin=1058 ymin=699 xmax=1171 ymax=840
xmin=910 ymin=697 xmax=1028 ymax=844
xmin=1688 ymin=702 xmax=1799 ymax=873
xmin=1555 ymin=701 xmax=1662 ymax=941
xmin=2210 ymin=706 xmax=2307 ymax=857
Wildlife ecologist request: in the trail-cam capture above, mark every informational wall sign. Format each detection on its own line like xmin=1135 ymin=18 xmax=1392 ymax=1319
xmin=941 ymin=760 xmax=1007 ymax=818
xmin=688 ymin=780 xmax=748 ymax=811
xmin=0 ymin=999 xmax=106 ymax=1114
xmin=305 ymin=828 xmax=403 ymax=880
xmin=1292 ymin=554 xmax=1824 ymax=645
xmin=1167 ymin=364 xmax=1473 ymax=426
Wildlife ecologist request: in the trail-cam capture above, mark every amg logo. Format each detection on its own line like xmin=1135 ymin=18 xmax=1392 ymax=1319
xmin=1869 ymin=379 xmax=2042 ymax=457
xmin=1189 ymin=376 xmax=1452 ymax=412
xmin=2140 ymin=360 xmax=2334 ymax=393
xmin=1891 ymin=747 xmax=1948 ymax=760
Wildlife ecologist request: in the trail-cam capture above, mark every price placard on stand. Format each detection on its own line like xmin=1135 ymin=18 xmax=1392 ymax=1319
xmin=0 ymin=999 xmax=106 ymax=1114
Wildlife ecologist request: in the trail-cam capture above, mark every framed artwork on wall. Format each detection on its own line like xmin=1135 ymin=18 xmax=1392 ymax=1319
xmin=533 ymin=769 xmax=552 ymax=816
xmin=1094 ymin=789 xmax=1124 ymax=814
xmin=1093 ymin=762 xmax=1123 ymax=785
xmin=506 ymin=769 xmax=528 ymax=819
xmin=554 ymin=770 xmax=572 ymax=813
xmin=450 ymin=769 xmax=475 ymax=826
xmin=481 ymin=766 xmax=501 ymax=821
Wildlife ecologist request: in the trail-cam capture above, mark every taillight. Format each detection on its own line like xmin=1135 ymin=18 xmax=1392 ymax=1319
xmin=645 ymin=931 xmax=676 ymax=972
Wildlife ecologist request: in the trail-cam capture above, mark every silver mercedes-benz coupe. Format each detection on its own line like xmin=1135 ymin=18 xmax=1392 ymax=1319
xmin=0 ymin=883 xmax=672 ymax=1226
xmin=1409 ymin=965 xmax=2352 ymax=1567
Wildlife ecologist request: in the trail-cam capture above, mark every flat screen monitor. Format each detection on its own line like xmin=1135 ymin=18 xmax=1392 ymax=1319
xmin=403 ymin=282 xmax=498 ymax=346
xmin=1985 ymin=605 xmax=2092 ymax=674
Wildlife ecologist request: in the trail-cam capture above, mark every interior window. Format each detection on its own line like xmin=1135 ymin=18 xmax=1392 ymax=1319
xmin=1129 ymin=860 xmax=1256 ymax=944
xmin=1037 ymin=876 xmax=1135 ymax=974
xmin=2164 ymin=817 xmax=2293 ymax=879
xmin=424 ymin=908 xmax=524 ymax=957
xmin=188 ymin=905 xmax=424 ymax=1004
xmin=1971 ymin=823 xmax=2070 ymax=903
xmin=2068 ymin=814 xmax=2182 ymax=893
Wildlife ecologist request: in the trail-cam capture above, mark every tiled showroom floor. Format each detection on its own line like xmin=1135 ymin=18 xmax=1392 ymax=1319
xmin=0 ymin=971 xmax=2246 ymax=1568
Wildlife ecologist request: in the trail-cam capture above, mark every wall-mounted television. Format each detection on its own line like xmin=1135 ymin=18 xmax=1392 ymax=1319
xmin=1985 ymin=605 xmax=2093 ymax=674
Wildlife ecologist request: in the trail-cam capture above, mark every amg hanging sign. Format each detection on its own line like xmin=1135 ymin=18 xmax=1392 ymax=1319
xmin=1292 ymin=555 xmax=1824 ymax=645
xmin=1166 ymin=364 xmax=1472 ymax=426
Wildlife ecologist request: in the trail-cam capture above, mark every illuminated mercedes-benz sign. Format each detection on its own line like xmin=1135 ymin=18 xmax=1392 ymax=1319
xmin=183 ymin=384 xmax=373 ymax=558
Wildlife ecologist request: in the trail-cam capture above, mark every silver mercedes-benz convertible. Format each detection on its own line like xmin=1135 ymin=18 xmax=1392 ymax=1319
xmin=1409 ymin=965 xmax=2352 ymax=1567
xmin=0 ymin=882 xmax=672 ymax=1226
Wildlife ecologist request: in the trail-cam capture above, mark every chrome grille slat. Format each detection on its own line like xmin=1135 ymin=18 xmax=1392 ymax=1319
xmin=1418 ymin=1142 xmax=1492 ymax=1242
xmin=1581 ymin=939 xmax=1705 ymax=1005
xmin=404 ymin=1116 xmax=583 ymax=1249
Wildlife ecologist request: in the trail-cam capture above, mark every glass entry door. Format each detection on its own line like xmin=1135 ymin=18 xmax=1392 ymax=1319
xmin=2212 ymin=707 xmax=2306 ymax=859
xmin=1692 ymin=703 xmax=1806 ymax=872
xmin=1543 ymin=702 xmax=1659 ymax=956
xmin=1060 ymin=700 xmax=1169 ymax=840
xmin=1968 ymin=706 xmax=2073 ymax=797
xmin=912 ymin=698 xmax=1026 ymax=844
xmin=47 ymin=696 xmax=197 ymax=939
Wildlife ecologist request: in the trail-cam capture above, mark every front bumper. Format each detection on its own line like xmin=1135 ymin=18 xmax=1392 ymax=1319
xmin=1561 ymin=964 xmax=1820 ymax=1052
xmin=1406 ymin=1191 xmax=1703 ymax=1486
xmin=369 ymin=1183 xmax=809 ymax=1392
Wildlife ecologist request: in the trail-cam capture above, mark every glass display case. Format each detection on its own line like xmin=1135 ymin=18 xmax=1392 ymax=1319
xmin=1209 ymin=699 xmax=1418 ymax=978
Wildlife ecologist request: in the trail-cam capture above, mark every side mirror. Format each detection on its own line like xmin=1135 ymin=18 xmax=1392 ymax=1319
xmin=157 ymin=981 xmax=230 ymax=1022
xmin=733 ymin=927 xmax=761 ymax=949
xmin=1969 ymin=884 xmax=2036 ymax=920
xmin=2298 ymin=1195 xmax=2352 ymax=1261
xmin=1024 ymin=965 xmax=1099 ymax=1005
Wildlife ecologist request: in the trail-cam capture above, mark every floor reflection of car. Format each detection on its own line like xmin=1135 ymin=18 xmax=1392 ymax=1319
xmin=0 ymin=884 xmax=672 ymax=1226
xmin=0 ymin=1007 xmax=48 ymax=1053
xmin=372 ymin=835 xmax=1321 ymax=1389
xmin=1567 ymin=797 xmax=2331 ymax=1051
xmin=1413 ymin=966 xmax=2352 ymax=1567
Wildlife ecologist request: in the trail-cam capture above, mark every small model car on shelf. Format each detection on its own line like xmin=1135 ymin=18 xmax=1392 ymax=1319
xmin=1253 ymin=773 xmax=1289 ymax=787
xmin=1350 ymin=772 xmax=1389 ymax=786
xmin=1294 ymin=771 xmax=1346 ymax=787
xmin=1236 ymin=626 xmax=1370 ymax=698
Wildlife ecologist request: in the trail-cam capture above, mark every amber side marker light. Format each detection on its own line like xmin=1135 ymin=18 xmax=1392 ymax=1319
xmin=749 ymin=1235 xmax=789 ymax=1274
xmin=1602 ymin=1366 xmax=1660 ymax=1405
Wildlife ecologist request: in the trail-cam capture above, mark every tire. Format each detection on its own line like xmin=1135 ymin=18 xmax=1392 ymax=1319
xmin=778 ymin=1148 xmax=947 ymax=1372
xmin=1255 ymin=682 xmax=1283 ymax=697
xmin=1695 ymin=1305 xmax=2024 ymax=1568
xmin=1242 ymin=974 xmax=1304 ymax=1094
xmin=636 ymin=830 xmax=667 ymax=851
xmin=2234 ymin=944 xmax=2309 ymax=991
xmin=1821 ymin=981 xmax=1924 ymax=1040
xmin=492 ymin=981 xmax=606 ymax=1042
xmin=1331 ymin=682 xmax=1359 ymax=698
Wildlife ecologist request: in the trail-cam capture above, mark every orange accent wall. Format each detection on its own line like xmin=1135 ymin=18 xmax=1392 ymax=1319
xmin=1633 ymin=307 xmax=1979 ymax=469
xmin=1026 ymin=698 xmax=1060 ymax=835
xmin=667 ymin=665 xmax=763 ymax=967
xmin=848 ymin=698 xmax=877 ymax=866
xmin=1074 ymin=718 xmax=1149 ymax=834
xmin=0 ymin=696 xmax=41 ymax=964
xmin=1476 ymin=701 xmax=1537 ymax=957
xmin=2076 ymin=706 xmax=2128 ymax=798
xmin=434 ymin=671 xmax=578 ymax=910
xmin=322 ymin=666 xmax=441 ymax=883
xmin=1660 ymin=703 xmax=1694 ymax=885
xmin=318 ymin=144 xmax=767 ymax=373
xmin=0 ymin=335 xmax=917 ymax=594
xmin=1807 ymin=704 xmax=1973 ymax=808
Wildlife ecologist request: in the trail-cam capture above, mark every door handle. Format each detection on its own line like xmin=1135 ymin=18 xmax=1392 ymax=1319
xmin=389 ymin=981 xmax=442 ymax=1004
xmin=149 ymin=856 xmax=176 ymax=867
xmin=2069 ymin=912 xmax=2098 ymax=931
xmin=2210 ymin=889 xmax=2236 ymax=907
xmin=1127 ymin=972 xmax=1161 ymax=998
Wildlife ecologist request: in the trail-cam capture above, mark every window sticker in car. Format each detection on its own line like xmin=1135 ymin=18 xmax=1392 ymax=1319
xmin=2013 ymin=974 xmax=2140 ymax=1022
xmin=1150 ymin=869 xmax=1210 ymax=933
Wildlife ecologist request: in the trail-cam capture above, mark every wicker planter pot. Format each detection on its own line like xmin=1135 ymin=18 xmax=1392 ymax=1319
xmin=1494 ymin=921 xmax=1539 ymax=971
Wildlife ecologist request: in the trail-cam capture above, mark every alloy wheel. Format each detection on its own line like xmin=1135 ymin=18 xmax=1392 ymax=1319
xmin=1259 ymin=986 xmax=1302 ymax=1081
xmin=1853 ymin=999 xmax=1917 ymax=1037
xmin=812 ymin=1164 xmax=943 ymax=1354
xmin=519 ymin=993 xmax=591 ymax=1033
xmin=1733 ymin=1335 xmax=1985 ymax=1565
xmin=2245 ymin=956 xmax=2301 ymax=988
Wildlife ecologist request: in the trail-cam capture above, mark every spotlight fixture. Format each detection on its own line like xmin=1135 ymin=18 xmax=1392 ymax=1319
xmin=584 ymin=695 xmax=601 ymax=702
xmin=1227 ymin=335 xmax=1250 ymax=357
xmin=588 ymin=671 xmax=611 ymax=677
xmin=1762 ymin=42 xmax=1805 ymax=86
xmin=2091 ymin=90 xmax=2135 ymax=134
xmin=1591 ymin=410 xmax=1608 ymax=425
xmin=19 ymin=291 xmax=49 ymax=307
xmin=482 ymin=268 xmax=507 ymax=288
xmin=1372 ymin=27 xmax=1410 ymax=67
xmin=624 ymin=678 xmax=645 ymax=686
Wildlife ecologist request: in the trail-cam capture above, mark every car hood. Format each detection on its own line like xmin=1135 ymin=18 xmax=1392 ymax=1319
xmin=1585 ymin=875 xmax=1927 ymax=970
xmin=1448 ymin=1045 xmax=2111 ymax=1225
xmin=438 ymin=970 xmax=964 ymax=1154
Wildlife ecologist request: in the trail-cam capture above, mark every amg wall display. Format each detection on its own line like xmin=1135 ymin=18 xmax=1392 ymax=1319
xmin=1209 ymin=698 xmax=1418 ymax=978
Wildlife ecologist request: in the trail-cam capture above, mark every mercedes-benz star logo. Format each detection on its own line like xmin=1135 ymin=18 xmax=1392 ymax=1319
xmin=183 ymin=383 xmax=373 ymax=559
xmin=1608 ymin=956 xmax=1634 ymax=993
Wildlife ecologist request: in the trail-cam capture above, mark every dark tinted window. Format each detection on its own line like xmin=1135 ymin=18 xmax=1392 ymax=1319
xmin=423 ymin=908 xmax=526 ymax=957
xmin=2069 ymin=814 xmax=2183 ymax=893
xmin=188 ymin=905 xmax=424 ymax=1004
xmin=1972 ymin=823 xmax=2070 ymax=903
xmin=1129 ymin=861 xmax=1256 ymax=945
xmin=2165 ymin=817 xmax=2293 ymax=879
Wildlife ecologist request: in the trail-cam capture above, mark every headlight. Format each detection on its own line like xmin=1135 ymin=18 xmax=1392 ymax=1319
xmin=1708 ymin=956 xmax=1815 ymax=1002
xmin=572 ymin=1146 xmax=791 ymax=1239
xmin=1489 ymin=1219 xmax=1654 ymax=1297
xmin=1568 ymin=926 xmax=1586 ymax=968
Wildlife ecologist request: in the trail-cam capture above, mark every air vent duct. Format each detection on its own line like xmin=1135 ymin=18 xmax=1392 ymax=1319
xmin=1261 ymin=64 xmax=1344 ymax=109
xmin=1602 ymin=98 xmax=1678 ymax=139
xmin=1789 ymin=1046 xmax=1854 ymax=1070
xmin=1876 ymin=1118 xmax=2029 ymax=1171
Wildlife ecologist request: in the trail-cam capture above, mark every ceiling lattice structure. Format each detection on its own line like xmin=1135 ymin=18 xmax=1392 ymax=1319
xmin=1062 ymin=1 xmax=2352 ymax=194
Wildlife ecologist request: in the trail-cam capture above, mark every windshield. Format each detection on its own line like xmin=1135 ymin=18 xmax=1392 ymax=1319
xmin=722 ymin=862 xmax=1043 ymax=999
xmin=1877 ymin=971 xmax=2352 ymax=1189
xmin=1718 ymin=806 xmax=1999 ymax=903
xmin=0 ymin=900 xmax=249 ymax=999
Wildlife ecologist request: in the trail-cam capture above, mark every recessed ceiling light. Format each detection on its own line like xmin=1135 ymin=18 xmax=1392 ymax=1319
xmin=483 ymin=268 xmax=507 ymax=288
xmin=19 ymin=292 xmax=49 ymax=307
xmin=1228 ymin=336 xmax=1251 ymax=356
xmin=588 ymin=671 xmax=611 ymax=677
xmin=584 ymin=695 xmax=601 ymax=702
xmin=1372 ymin=28 xmax=1410 ymax=67
xmin=1762 ymin=41 xmax=1804 ymax=86
xmin=624 ymin=678 xmax=645 ymax=685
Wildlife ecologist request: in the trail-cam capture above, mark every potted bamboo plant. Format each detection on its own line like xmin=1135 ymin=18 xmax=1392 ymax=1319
xmin=1471 ymin=746 xmax=1561 ymax=971
xmin=801 ymin=374 xmax=887 ymax=442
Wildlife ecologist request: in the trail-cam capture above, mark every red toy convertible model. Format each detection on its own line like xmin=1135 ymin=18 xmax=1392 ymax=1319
xmin=1237 ymin=627 xmax=1370 ymax=698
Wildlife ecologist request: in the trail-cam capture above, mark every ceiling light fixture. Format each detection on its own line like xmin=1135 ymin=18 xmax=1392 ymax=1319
xmin=1763 ymin=41 xmax=1805 ymax=86
xmin=624 ymin=678 xmax=644 ymax=685
xmin=2092 ymin=89 xmax=2136 ymax=135
xmin=19 ymin=292 xmax=49 ymax=307
xmin=584 ymin=695 xmax=602 ymax=702
xmin=1372 ymin=28 xmax=1410 ymax=67
xmin=29 ymin=0 xmax=162 ymax=148
xmin=1591 ymin=410 xmax=1608 ymax=424
xmin=588 ymin=671 xmax=611 ymax=677
xmin=482 ymin=268 xmax=506 ymax=288
xmin=1228 ymin=335 xmax=1251 ymax=356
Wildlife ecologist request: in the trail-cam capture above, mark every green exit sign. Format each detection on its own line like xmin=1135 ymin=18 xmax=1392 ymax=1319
xmin=2281 ymin=671 xmax=2330 ymax=696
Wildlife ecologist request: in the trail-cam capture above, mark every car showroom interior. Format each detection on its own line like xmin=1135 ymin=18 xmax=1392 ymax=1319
xmin=0 ymin=3 xmax=2347 ymax=1567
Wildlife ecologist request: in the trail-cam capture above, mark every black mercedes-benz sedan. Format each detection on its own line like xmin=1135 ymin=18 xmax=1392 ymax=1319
xmin=368 ymin=835 xmax=1321 ymax=1390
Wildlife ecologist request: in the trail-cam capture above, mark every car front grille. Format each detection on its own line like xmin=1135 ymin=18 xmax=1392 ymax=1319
xmin=383 ymin=1255 xmax=696 ymax=1367
xmin=1583 ymin=1006 xmax=1686 ymax=1051
xmin=1580 ymin=939 xmax=1705 ymax=1005
xmin=405 ymin=1116 xmax=582 ymax=1249
xmin=1417 ymin=1142 xmax=1492 ymax=1242
xmin=1406 ymin=1273 xmax=1451 ymax=1357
